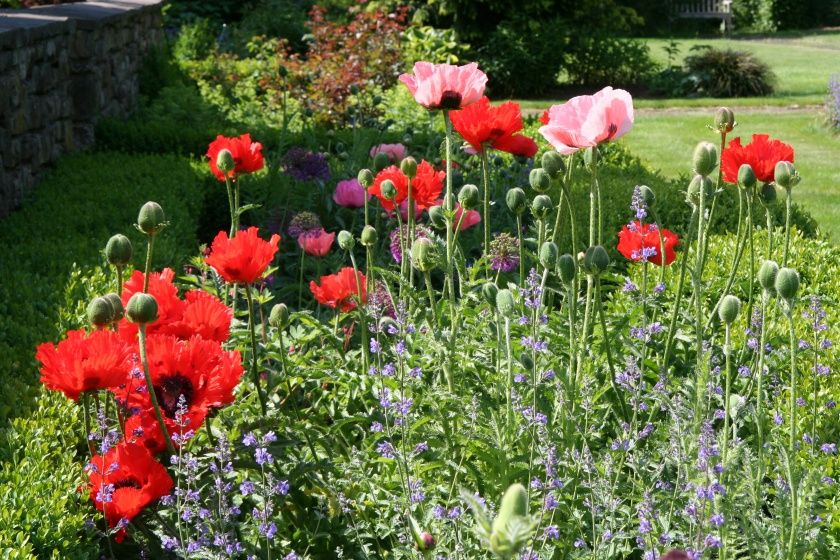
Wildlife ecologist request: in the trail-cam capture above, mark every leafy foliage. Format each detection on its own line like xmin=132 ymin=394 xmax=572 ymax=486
xmin=682 ymin=47 xmax=776 ymax=98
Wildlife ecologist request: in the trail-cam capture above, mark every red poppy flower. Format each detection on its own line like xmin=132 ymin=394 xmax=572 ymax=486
xmin=369 ymin=161 xmax=445 ymax=212
xmin=168 ymin=289 xmax=232 ymax=343
xmin=721 ymin=134 xmax=795 ymax=184
xmin=36 ymin=329 xmax=133 ymax=400
xmin=206 ymin=133 xmax=265 ymax=181
xmin=539 ymin=109 xmax=550 ymax=125
xmin=450 ymin=97 xmax=538 ymax=158
xmin=310 ymin=267 xmax=367 ymax=312
xmin=298 ymin=228 xmax=335 ymax=257
xmin=205 ymin=227 xmax=281 ymax=284
xmin=617 ymin=221 xmax=679 ymax=266
xmin=87 ymin=441 xmax=173 ymax=530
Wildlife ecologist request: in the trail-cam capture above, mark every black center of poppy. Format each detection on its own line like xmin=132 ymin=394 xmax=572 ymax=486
xmin=154 ymin=374 xmax=194 ymax=419
xmin=439 ymin=91 xmax=463 ymax=110
xmin=112 ymin=477 xmax=141 ymax=490
xmin=488 ymin=127 xmax=506 ymax=142
xmin=606 ymin=123 xmax=619 ymax=140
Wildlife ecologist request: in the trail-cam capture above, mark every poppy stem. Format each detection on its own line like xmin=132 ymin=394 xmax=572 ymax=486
xmin=407 ymin=176 xmax=415 ymax=287
xmin=662 ymin=206 xmax=698 ymax=370
xmin=81 ymin=391 xmax=95 ymax=456
xmin=786 ymin=304 xmax=799 ymax=559
xmin=424 ymin=270 xmax=437 ymax=325
xmin=244 ymin=284 xmax=268 ymax=416
xmin=348 ymin=251 xmax=368 ymax=375
xmin=142 ymin=235 xmax=155 ymax=294
xmin=224 ymin=175 xmax=236 ymax=238
xmin=138 ymin=324 xmax=175 ymax=455
xmin=516 ymin=215 xmax=524 ymax=286
xmin=480 ymin=149 xmax=491 ymax=277
xmin=783 ymin=186 xmax=792 ymax=266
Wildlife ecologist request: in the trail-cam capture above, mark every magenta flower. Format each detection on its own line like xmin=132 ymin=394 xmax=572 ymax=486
xmin=399 ymin=62 xmax=488 ymax=110
xmin=333 ymin=179 xmax=369 ymax=209
xmin=453 ymin=204 xmax=481 ymax=231
xmin=370 ymin=143 xmax=407 ymax=163
xmin=539 ymin=86 xmax=634 ymax=155
xmin=297 ymin=228 xmax=335 ymax=257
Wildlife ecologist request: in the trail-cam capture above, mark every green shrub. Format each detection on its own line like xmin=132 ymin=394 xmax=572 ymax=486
xmin=562 ymin=34 xmax=656 ymax=87
xmin=683 ymin=47 xmax=776 ymax=98
xmin=172 ymin=18 xmax=219 ymax=61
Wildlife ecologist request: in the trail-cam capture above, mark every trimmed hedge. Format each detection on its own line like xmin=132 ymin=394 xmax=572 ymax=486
xmin=0 ymin=152 xmax=206 ymax=557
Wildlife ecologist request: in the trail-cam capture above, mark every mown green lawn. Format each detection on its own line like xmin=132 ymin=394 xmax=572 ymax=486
xmin=620 ymin=109 xmax=840 ymax=239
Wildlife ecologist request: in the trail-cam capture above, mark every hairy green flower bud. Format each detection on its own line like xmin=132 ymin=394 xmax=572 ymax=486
xmin=126 ymin=292 xmax=158 ymax=324
xmin=458 ymin=184 xmax=480 ymax=210
xmin=482 ymin=282 xmax=498 ymax=306
xmin=738 ymin=164 xmax=757 ymax=190
xmin=539 ymin=241 xmax=558 ymax=270
xmin=379 ymin=316 xmax=398 ymax=334
xmin=531 ymin=195 xmax=553 ymax=220
xmin=105 ymin=234 xmax=133 ymax=267
xmin=758 ymin=260 xmax=779 ymax=293
xmin=357 ymin=168 xmax=374 ymax=188
xmin=692 ymin=141 xmax=718 ymax=177
xmin=583 ymin=245 xmax=610 ymax=275
xmin=360 ymin=225 xmax=378 ymax=247
xmin=759 ymin=183 xmax=778 ymax=205
xmin=496 ymin=289 xmax=516 ymax=318
xmin=687 ymin=175 xmax=714 ymax=206
xmin=774 ymin=161 xmax=799 ymax=190
xmin=558 ymin=254 xmax=576 ymax=285
xmin=718 ymin=294 xmax=741 ymax=324
xmin=638 ymin=185 xmax=655 ymax=206
xmin=506 ymin=188 xmax=527 ymax=215
xmin=541 ymin=151 xmax=565 ymax=179
xmin=491 ymin=483 xmax=529 ymax=535
xmin=400 ymin=157 xmax=418 ymax=179
xmin=373 ymin=152 xmax=390 ymax=172
xmin=775 ymin=267 xmax=800 ymax=300
xmin=381 ymin=180 xmax=398 ymax=200
xmin=87 ymin=297 xmax=114 ymax=328
xmin=269 ymin=303 xmax=290 ymax=330
xmin=410 ymin=238 xmax=437 ymax=272
xmin=137 ymin=201 xmax=166 ymax=236
xmin=714 ymin=107 xmax=736 ymax=133
xmin=428 ymin=205 xmax=446 ymax=229
xmin=529 ymin=168 xmax=551 ymax=193
xmin=103 ymin=293 xmax=124 ymax=322
xmin=337 ymin=230 xmax=355 ymax=251
xmin=216 ymin=149 xmax=235 ymax=174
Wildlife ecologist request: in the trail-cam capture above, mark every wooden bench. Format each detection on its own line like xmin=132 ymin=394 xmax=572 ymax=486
xmin=675 ymin=0 xmax=733 ymax=32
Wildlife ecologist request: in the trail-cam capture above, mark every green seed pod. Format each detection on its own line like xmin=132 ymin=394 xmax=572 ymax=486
xmin=428 ymin=205 xmax=446 ymax=229
xmin=692 ymin=141 xmax=718 ymax=177
xmin=458 ymin=184 xmax=480 ymax=210
xmin=583 ymin=245 xmax=610 ymax=275
xmin=718 ymin=295 xmax=741 ymax=324
xmin=528 ymin=168 xmax=551 ymax=193
xmin=400 ymin=156 xmax=418 ymax=179
xmin=519 ymin=352 xmax=534 ymax=371
xmin=373 ymin=152 xmax=391 ymax=172
xmin=531 ymin=195 xmax=553 ymax=220
xmin=758 ymin=260 xmax=779 ymax=293
xmin=105 ymin=234 xmax=133 ymax=267
xmin=380 ymin=179 xmax=398 ymax=200
xmin=482 ymin=282 xmax=499 ymax=306
xmin=103 ymin=293 xmax=124 ymax=322
xmin=541 ymin=151 xmax=566 ymax=179
xmin=357 ymin=168 xmax=374 ymax=188
xmin=496 ymin=289 xmax=516 ymax=319
xmin=360 ymin=225 xmax=378 ymax=247
xmin=687 ymin=175 xmax=714 ymax=206
xmin=738 ymin=164 xmax=757 ymax=190
xmin=714 ymin=107 xmax=736 ymax=133
xmin=774 ymin=161 xmax=798 ymax=190
xmin=126 ymin=292 xmax=158 ymax=324
xmin=137 ymin=201 xmax=166 ymax=236
xmin=491 ymin=483 xmax=529 ymax=535
xmin=775 ymin=267 xmax=800 ymax=300
xmin=411 ymin=238 xmax=438 ymax=272
xmin=337 ymin=230 xmax=355 ymax=251
xmin=558 ymin=253 xmax=576 ymax=285
xmin=87 ymin=297 xmax=114 ymax=328
xmin=638 ymin=185 xmax=655 ymax=206
xmin=759 ymin=183 xmax=778 ymax=205
xmin=269 ymin=303 xmax=290 ymax=330
xmin=539 ymin=241 xmax=558 ymax=270
xmin=506 ymin=188 xmax=527 ymax=215
xmin=216 ymin=148 xmax=235 ymax=175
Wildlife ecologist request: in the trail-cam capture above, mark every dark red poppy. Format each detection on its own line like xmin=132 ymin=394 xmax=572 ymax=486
xmin=617 ymin=221 xmax=679 ymax=266
xmin=721 ymin=134 xmax=794 ymax=184
xmin=205 ymin=227 xmax=281 ymax=284
xmin=36 ymin=329 xmax=133 ymax=400
xmin=206 ymin=133 xmax=265 ymax=181
xmin=369 ymin=161 xmax=445 ymax=212
xmin=450 ymin=97 xmax=538 ymax=157
xmin=310 ymin=267 xmax=367 ymax=312
xmin=87 ymin=442 xmax=173 ymax=531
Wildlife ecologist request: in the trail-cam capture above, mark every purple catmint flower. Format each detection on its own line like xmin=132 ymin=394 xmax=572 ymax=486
xmin=544 ymin=525 xmax=560 ymax=539
xmin=821 ymin=443 xmax=837 ymax=454
xmin=710 ymin=513 xmax=725 ymax=526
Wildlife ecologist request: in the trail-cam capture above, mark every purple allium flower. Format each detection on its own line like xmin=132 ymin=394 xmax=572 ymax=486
xmin=282 ymin=147 xmax=330 ymax=182
xmin=389 ymin=224 xmax=432 ymax=264
xmin=286 ymin=211 xmax=322 ymax=240
xmin=488 ymin=232 xmax=520 ymax=272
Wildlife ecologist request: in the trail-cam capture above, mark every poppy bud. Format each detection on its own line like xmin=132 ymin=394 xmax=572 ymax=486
xmin=638 ymin=185 xmax=655 ymax=205
xmin=531 ymin=195 xmax=553 ymax=220
xmin=758 ymin=260 xmax=779 ymax=293
xmin=428 ymin=205 xmax=446 ymax=229
xmin=482 ymin=282 xmax=498 ymax=306
xmin=443 ymin=193 xmax=456 ymax=212
xmin=269 ymin=303 xmax=290 ymax=329
xmin=103 ymin=293 xmax=124 ymax=322
xmin=714 ymin=107 xmax=735 ymax=133
xmin=506 ymin=188 xmax=527 ymax=215
xmin=774 ymin=161 xmax=799 ymax=190
xmin=400 ymin=157 xmax=418 ymax=179
xmin=349 ymin=84 xmax=360 ymax=95
xmin=496 ymin=289 xmax=516 ymax=318
xmin=357 ymin=168 xmax=374 ymax=188
xmin=419 ymin=532 xmax=436 ymax=552
xmin=372 ymin=95 xmax=382 ymax=106
xmin=520 ymin=352 xmax=534 ymax=371
xmin=87 ymin=297 xmax=114 ymax=328
xmin=105 ymin=234 xmax=133 ymax=267
xmin=278 ymin=65 xmax=288 ymax=78
xmin=458 ymin=184 xmax=480 ymax=210
xmin=541 ymin=151 xmax=565 ymax=179
xmin=583 ymin=245 xmax=610 ymax=275
xmin=539 ymin=241 xmax=558 ymax=270
xmin=759 ymin=183 xmax=777 ymax=205
xmin=337 ymin=230 xmax=355 ymax=251
xmin=718 ymin=294 xmax=741 ymax=324
xmin=687 ymin=175 xmax=714 ymax=206
xmin=774 ymin=267 xmax=800 ymax=301
xmin=137 ymin=201 xmax=166 ymax=236
xmin=380 ymin=180 xmax=398 ymax=200
xmin=373 ymin=152 xmax=390 ymax=172
xmin=558 ymin=253 xmax=576 ymax=285
xmin=491 ymin=483 xmax=529 ymax=535
xmin=360 ymin=225 xmax=378 ymax=247
xmin=738 ymin=164 xmax=757 ymax=190
xmin=529 ymin=168 xmax=551 ymax=193
xmin=692 ymin=141 xmax=718 ymax=177
xmin=216 ymin=149 xmax=235 ymax=174
xmin=411 ymin=238 xmax=437 ymax=272
xmin=409 ymin=514 xmax=435 ymax=553
xmin=126 ymin=292 xmax=158 ymax=324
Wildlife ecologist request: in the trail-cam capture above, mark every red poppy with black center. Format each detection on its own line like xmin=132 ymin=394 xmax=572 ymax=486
xmin=617 ymin=221 xmax=680 ymax=266
xmin=205 ymin=226 xmax=281 ymax=284
xmin=206 ymin=133 xmax=265 ymax=181
xmin=721 ymin=133 xmax=795 ymax=184
xmin=36 ymin=329 xmax=133 ymax=400
xmin=310 ymin=267 xmax=367 ymax=312
xmin=87 ymin=441 xmax=173 ymax=535
xmin=450 ymin=97 xmax=538 ymax=158
xmin=369 ymin=161 xmax=445 ymax=212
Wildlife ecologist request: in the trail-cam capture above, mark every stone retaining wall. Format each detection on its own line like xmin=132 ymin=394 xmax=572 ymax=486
xmin=0 ymin=0 xmax=163 ymax=217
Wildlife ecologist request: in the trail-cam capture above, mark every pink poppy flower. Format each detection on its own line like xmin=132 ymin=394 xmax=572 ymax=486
xmin=539 ymin=86 xmax=634 ymax=155
xmin=453 ymin=204 xmax=481 ymax=231
xmin=298 ymin=229 xmax=335 ymax=257
xmin=399 ymin=62 xmax=488 ymax=110
xmin=333 ymin=179 xmax=369 ymax=209
xmin=370 ymin=143 xmax=407 ymax=162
